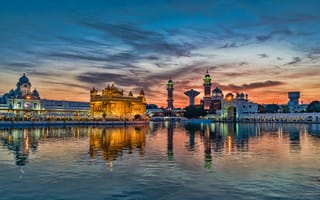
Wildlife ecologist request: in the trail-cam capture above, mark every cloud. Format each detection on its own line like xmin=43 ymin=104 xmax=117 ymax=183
xmin=286 ymin=57 xmax=302 ymax=65
xmin=220 ymin=42 xmax=238 ymax=48
xmin=218 ymin=80 xmax=285 ymax=91
xmin=271 ymin=29 xmax=293 ymax=36
xmin=7 ymin=62 xmax=35 ymax=68
xmin=257 ymin=53 xmax=268 ymax=58
xmin=256 ymin=35 xmax=271 ymax=42
xmin=239 ymin=62 xmax=248 ymax=66
xmin=47 ymin=50 xmax=140 ymax=65
xmin=77 ymin=21 xmax=194 ymax=57
xmin=77 ymin=72 xmax=141 ymax=86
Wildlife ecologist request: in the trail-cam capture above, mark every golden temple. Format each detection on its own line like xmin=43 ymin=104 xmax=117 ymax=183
xmin=90 ymin=82 xmax=146 ymax=120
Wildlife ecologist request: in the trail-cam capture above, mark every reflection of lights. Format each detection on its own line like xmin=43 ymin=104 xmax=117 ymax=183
xmin=25 ymin=136 xmax=29 ymax=151
xmin=107 ymin=161 xmax=113 ymax=172
xmin=228 ymin=136 xmax=232 ymax=154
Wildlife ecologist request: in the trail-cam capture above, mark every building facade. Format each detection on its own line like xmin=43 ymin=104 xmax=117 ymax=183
xmin=288 ymin=91 xmax=308 ymax=113
xmin=90 ymin=82 xmax=146 ymax=120
xmin=221 ymin=92 xmax=258 ymax=120
xmin=0 ymin=74 xmax=89 ymax=120
xmin=200 ymin=71 xmax=258 ymax=120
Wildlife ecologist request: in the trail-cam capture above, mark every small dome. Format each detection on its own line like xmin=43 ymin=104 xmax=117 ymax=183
xmin=32 ymin=88 xmax=39 ymax=97
xmin=225 ymin=93 xmax=234 ymax=101
xmin=203 ymin=70 xmax=212 ymax=83
xmin=167 ymin=79 xmax=173 ymax=88
xmin=19 ymin=73 xmax=30 ymax=84
xmin=212 ymin=87 xmax=222 ymax=94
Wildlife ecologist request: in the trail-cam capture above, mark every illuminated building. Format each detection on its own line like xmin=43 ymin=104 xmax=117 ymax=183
xmin=167 ymin=79 xmax=174 ymax=110
xmin=199 ymin=70 xmax=258 ymax=120
xmin=221 ymin=92 xmax=258 ymax=120
xmin=90 ymin=82 xmax=146 ymax=119
xmin=0 ymin=73 xmax=41 ymax=111
xmin=0 ymin=74 xmax=90 ymax=120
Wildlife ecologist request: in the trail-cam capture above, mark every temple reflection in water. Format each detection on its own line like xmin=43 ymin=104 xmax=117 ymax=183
xmin=89 ymin=126 xmax=148 ymax=161
xmin=0 ymin=123 xmax=319 ymax=168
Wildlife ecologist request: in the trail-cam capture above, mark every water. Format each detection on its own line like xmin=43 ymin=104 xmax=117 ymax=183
xmin=0 ymin=122 xmax=319 ymax=200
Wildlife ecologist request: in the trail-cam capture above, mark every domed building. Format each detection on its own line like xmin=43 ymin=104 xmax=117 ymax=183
xmin=0 ymin=74 xmax=90 ymax=120
xmin=0 ymin=73 xmax=42 ymax=112
xmin=200 ymin=71 xmax=258 ymax=120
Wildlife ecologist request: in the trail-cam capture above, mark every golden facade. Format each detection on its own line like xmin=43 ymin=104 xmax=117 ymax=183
xmin=90 ymin=83 xmax=147 ymax=119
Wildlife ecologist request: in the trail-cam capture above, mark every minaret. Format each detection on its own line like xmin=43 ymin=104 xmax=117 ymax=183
xmin=167 ymin=79 xmax=174 ymax=110
xmin=203 ymin=69 xmax=212 ymax=110
xmin=184 ymin=89 xmax=200 ymax=106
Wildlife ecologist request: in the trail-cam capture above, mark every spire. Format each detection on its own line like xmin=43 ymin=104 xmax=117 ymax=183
xmin=139 ymin=88 xmax=145 ymax=96
xmin=128 ymin=91 xmax=133 ymax=97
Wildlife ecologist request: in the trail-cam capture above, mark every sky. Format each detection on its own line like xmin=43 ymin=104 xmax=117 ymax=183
xmin=0 ymin=0 xmax=320 ymax=108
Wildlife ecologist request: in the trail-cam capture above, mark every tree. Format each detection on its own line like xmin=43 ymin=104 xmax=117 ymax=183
xmin=279 ymin=105 xmax=290 ymax=113
xmin=307 ymin=101 xmax=320 ymax=112
xmin=184 ymin=105 xmax=207 ymax=119
xmin=146 ymin=104 xmax=158 ymax=109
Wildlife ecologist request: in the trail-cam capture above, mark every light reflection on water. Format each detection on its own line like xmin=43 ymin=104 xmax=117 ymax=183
xmin=0 ymin=122 xmax=319 ymax=200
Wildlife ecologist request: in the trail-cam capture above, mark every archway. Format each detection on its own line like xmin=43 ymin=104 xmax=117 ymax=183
xmin=224 ymin=105 xmax=237 ymax=121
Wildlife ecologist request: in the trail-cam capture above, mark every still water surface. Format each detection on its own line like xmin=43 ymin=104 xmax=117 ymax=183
xmin=0 ymin=122 xmax=319 ymax=200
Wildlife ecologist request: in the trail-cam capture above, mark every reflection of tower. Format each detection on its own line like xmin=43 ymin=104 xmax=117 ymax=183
xmin=204 ymin=127 xmax=212 ymax=169
xmin=189 ymin=129 xmax=195 ymax=151
xmin=203 ymin=70 xmax=212 ymax=110
xmin=167 ymin=80 xmax=174 ymax=110
xmin=184 ymin=89 xmax=200 ymax=106
xmin=289 ymin=126 xmax=300 ymax=142
xmin=167 ymin=123 xmax=174 ymax=161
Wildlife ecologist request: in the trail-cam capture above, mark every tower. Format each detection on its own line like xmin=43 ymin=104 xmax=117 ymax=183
xmin=288 ymin=91 xmax=300 ymax=113
xmin=167 ymin=79 xmax=174 ymax=110
xmin=203 ymin=70 xmax=212 ymax=110
xmin=184 ymin=89 xmax=200 ymax=106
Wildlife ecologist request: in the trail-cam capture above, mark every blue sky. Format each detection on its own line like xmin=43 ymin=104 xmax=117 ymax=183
xmin=1 ymin=0 xmax=320 ymax=107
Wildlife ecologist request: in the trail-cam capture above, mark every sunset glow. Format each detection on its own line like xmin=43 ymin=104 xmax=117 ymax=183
xmin=1 ymin=0 xmax=320 ymax=108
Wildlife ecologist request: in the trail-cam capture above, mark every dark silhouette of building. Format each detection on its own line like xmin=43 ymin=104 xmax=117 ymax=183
xmin=184 ymin=89 xmax=200 ymax=106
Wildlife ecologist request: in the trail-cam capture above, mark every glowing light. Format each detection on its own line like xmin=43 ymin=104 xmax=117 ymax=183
xmin=228 ymin=136 xmax=232 ymax=154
